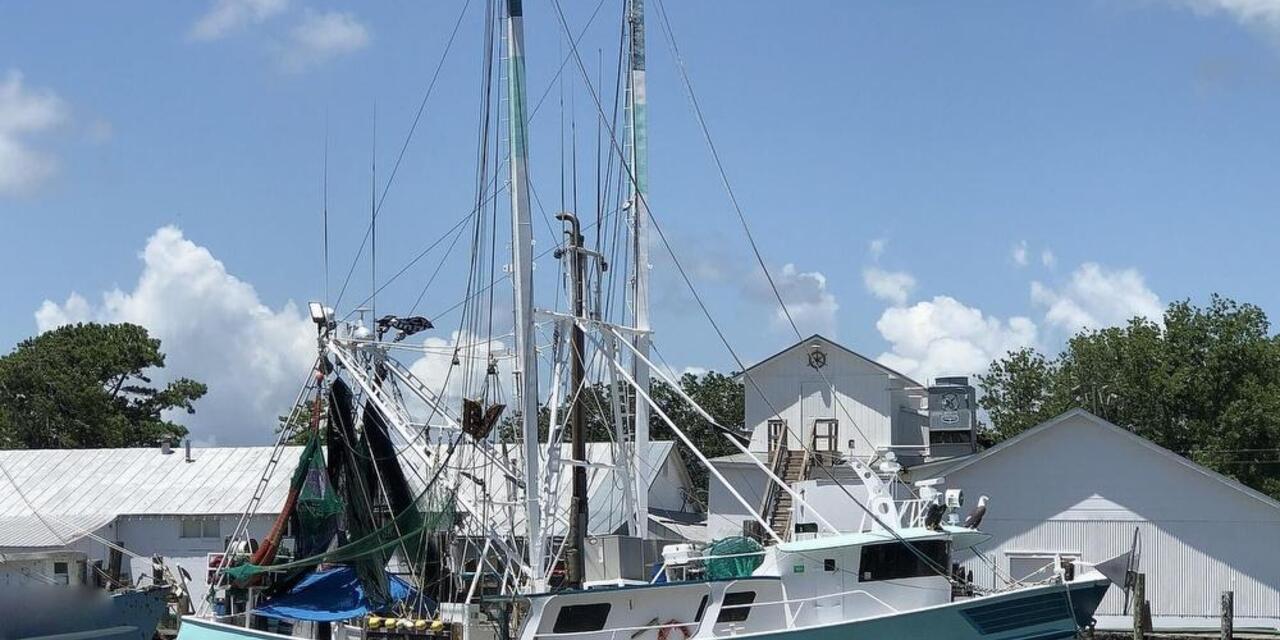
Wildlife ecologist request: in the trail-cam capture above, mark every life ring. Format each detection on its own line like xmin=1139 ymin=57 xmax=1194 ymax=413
xmin=657 ymin=620 xmax=691 ymax=640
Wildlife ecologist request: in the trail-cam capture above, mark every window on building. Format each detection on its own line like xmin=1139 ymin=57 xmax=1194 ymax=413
xmin=716 ymin=591 xmax=756 ymax=623
xmin=552 ymin=603 xmax=611 ymax=633
xmin=767 ymin=420 xmax=786 ymax=454
xmin=812 ymin=419 xmax=839 ymax=465
xmin=1007 ymin=552 xmax=1080 ymax=584
xmin=180 ymin=518 xmax=222 ymax=539
xmin=52 ymin=561 xmax=69 ymax=585
xmin=859 ymin=540 xmax=950 ymax=582
xmin=929 ymin=430 xmax=971 ymax=445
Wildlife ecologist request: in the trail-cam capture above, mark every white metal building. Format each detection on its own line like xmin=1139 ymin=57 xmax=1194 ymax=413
xmin=708 ymin=334 xmax=971 ymax=540
xmin=904 ymin=409 xmax=1280 ymax=631
xmin=0 ymin=444 xmax=297 ymax=605
xmin=0 ymin=440 xmax=700 ymax=605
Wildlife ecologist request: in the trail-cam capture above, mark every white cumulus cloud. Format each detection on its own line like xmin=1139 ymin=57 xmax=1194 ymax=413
xmin=0 ymin=70 xmax=69 ymax=196
xmin=874 ymin=296 xmax=1038 ymax=384
xmin=749 ymin=263 xmax=839 ymax=337
xmin=1175 ymin=0 xmax=1280 ymax=35
xmin=405 ymin=330 xmax=511 ymax=418
xmin=35 ymin=226 xmax=315 ymax=445
xmin=1030 ymin=262 xmax=1163 ymax=332
xmin=279 ymin=10 xmax=370 ymax=71
xmin=862 ymin=267 xmax=916 ymax=306
xmin=190 ymin=0 xmax=289 ymax=41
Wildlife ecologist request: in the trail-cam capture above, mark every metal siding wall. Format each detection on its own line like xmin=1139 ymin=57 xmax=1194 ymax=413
xmin=743 ymin=344 xmax=898 ymax=455
xmin=960 ymin=519 xmax=1280 ymax=620
xmin=831 ymin=374 xmax=891 ymax=454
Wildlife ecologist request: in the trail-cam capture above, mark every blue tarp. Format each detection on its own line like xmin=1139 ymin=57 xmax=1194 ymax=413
xmin=254 ymin=566 xmax=434 ymax=622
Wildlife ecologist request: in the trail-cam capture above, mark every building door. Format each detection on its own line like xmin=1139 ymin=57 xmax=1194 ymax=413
xmin=800 ymin=382 xmax=833 ymax=451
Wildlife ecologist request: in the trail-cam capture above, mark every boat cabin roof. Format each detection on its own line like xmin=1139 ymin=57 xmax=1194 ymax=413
xmin=777 ymin=525 xmax=989 ymax=553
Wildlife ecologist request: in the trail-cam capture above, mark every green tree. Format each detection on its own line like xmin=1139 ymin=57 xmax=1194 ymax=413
xmin=495 ymin=370 xmax=745 ymax=506
xmin=979 ymin=295 xmax=1280 ymax=498
xmin=650 ymin=371 xmax=745 ymax=506
xmin=0 ymin=323 xmax=207 ymax=449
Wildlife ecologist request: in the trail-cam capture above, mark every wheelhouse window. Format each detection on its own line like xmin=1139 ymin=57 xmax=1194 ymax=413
xmin=716 ymin=591 xmax=756 ymax=623
xmin=859 ymin=540 xmax=950 ymax=582
xmin=552 ymin=603 xmax=611 ymax=633
xmin=694 ymin=595 xmax=709 ymax=622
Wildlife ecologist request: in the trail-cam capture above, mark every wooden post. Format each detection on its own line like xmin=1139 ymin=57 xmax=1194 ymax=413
xmin=1132 ymin=573 xmax=1146 ymax=640
xmin=1221 ymin=590 xmax=1233 ymax=640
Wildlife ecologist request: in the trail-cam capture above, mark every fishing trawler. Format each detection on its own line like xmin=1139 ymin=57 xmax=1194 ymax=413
xmin=176 ymin=1 xmax=1130 ymax=640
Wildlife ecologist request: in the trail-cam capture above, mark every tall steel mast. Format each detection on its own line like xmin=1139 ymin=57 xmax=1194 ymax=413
xmin=626 ymin=0 xmax=651 ymax=539
xmin=505 ymin=0 xmax=544 ymax=591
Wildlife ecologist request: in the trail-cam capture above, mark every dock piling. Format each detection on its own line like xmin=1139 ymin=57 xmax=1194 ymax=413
xmin=1221 ymin=590 xmax=1233 ymax=640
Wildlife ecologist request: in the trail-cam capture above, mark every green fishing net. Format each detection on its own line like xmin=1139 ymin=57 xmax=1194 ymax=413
xmin=221 ymin=492 xmax=456 ymax=583
xmin=292 ymin=436 xmax=344 ymax=559
xmin=704 ymin=536 xmax=765 ymax=580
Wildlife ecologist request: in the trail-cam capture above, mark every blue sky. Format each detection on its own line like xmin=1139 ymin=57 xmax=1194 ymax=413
xmin=3 ymin=0 xmax=1280 ymax=443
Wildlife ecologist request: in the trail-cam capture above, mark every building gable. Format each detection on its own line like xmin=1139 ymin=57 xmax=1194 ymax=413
xmin=932 ymin=409 xmax=1280 ymax=522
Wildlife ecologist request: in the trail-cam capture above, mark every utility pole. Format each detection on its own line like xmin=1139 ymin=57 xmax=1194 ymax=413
xmin=557 ymin=212 xmax=589 ymax=588
xmin=505 ymin=0 xmax=544 ymax=592
xmin=626 ymin=0 xmax=651 ymax=540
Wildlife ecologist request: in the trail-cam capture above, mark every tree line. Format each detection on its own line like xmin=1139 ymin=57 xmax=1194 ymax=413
xmin=5 ymin=294 xmax=1279 ymax=501
xmin=979 ymin=295 xmax=1280 ymax=499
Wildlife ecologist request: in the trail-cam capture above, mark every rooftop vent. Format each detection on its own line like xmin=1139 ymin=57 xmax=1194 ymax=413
xmin=928 ymin=377 xmax=975 ymax=431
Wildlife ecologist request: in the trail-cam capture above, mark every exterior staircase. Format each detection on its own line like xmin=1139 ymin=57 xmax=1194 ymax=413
xmin=764 ymin=449 xmax=808 ymax=540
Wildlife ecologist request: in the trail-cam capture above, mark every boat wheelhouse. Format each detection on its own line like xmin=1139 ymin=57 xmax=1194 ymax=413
xmin=521 ymin=527 xmax=1116 ymax=640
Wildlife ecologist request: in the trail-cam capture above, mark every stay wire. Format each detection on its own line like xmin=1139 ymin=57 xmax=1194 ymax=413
xmin=341 ymin=0 xmax=611 ymax=320
xmin=334 ymin=0 xmax=474 ymax=310
xmin=552 ymin=0 xmax=956 ymax=583
xmin=648 ymin=0 xmax=886 ymax=470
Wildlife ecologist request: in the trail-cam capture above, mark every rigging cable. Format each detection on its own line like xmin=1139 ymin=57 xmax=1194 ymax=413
xmin=550 ymin=0 xmax=958 ymax=583
xmin=333 ymin=0 xmax=475 ymax=310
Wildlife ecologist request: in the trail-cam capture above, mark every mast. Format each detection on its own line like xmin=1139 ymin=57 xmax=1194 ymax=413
xmin=626 ymin=0 xmax=651 ymax=539
xmin=505 ymin=0 xmax=544 ymax=592
xmin=557 ymin=213 xmax=589 ymax=588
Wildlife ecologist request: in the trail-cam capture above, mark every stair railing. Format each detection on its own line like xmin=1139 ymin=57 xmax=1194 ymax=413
xmin=798 ymin=428 xmax=818 ymax=489
xmin=756 ymin=442 xmax=789 ymax=532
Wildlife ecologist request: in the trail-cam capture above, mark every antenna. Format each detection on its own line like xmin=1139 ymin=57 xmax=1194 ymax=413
xmin=370 ymin=102 xmax=377 ymax=323
xmin=323 ymin=114 xmax=330 ymax=307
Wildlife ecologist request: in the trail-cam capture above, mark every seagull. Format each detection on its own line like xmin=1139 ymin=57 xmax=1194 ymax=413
xmin=923 ymin=496 xmax=946 ymax=531
xmin=963 ymin=495 xmax=989 ymax=529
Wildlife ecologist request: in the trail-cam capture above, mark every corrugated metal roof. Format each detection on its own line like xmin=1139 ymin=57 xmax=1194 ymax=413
xmin=0 ymin=446 xmax=303 ymax=547
xmin=0 ymin=442 xmax=690 ymax=548
xmin=438 ymin=441 xmax=679 ymax=537
xmin=909 ymin=408 xmax=1280 ymax=513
